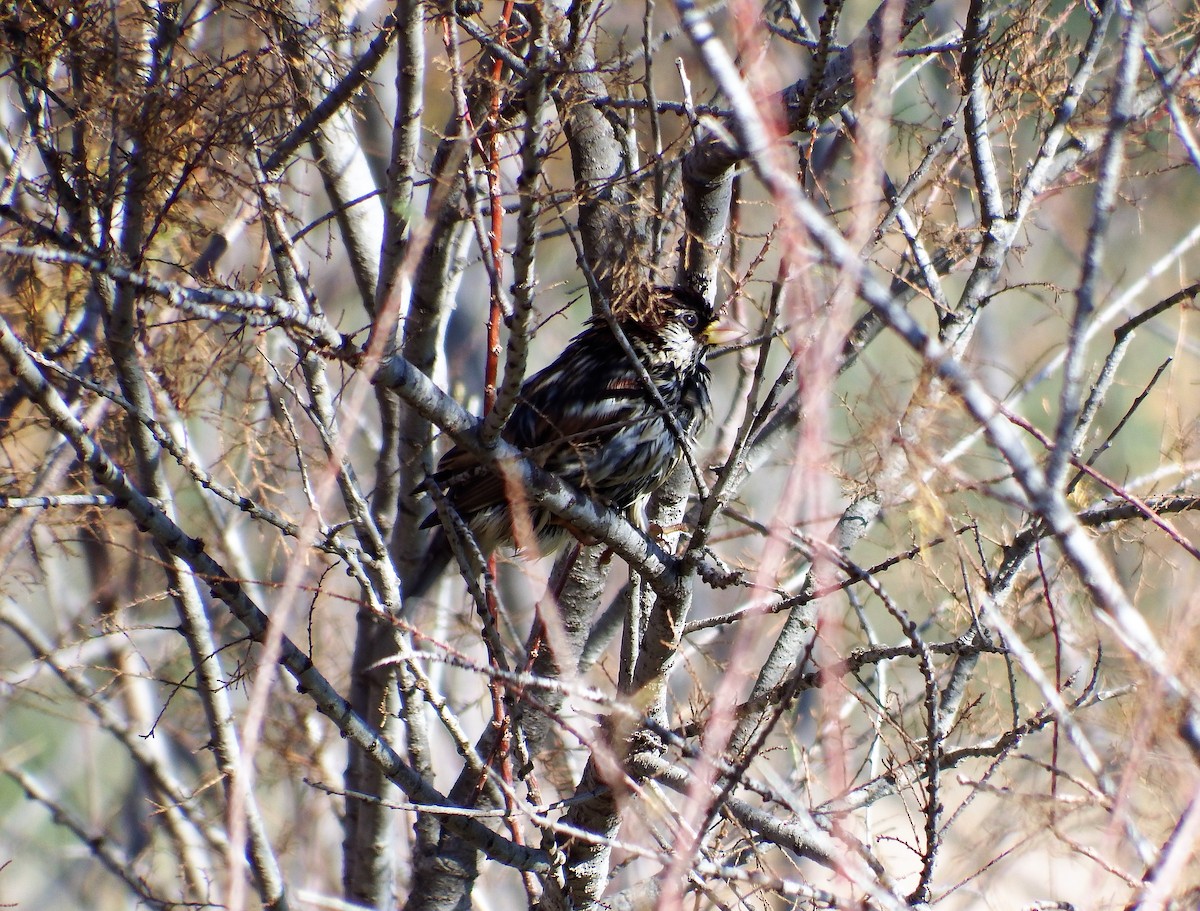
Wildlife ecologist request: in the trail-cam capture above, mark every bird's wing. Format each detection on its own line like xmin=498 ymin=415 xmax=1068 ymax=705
xmin=423 ymin=326 xmax=658 ymax=523
xmin=508 ymin=335 xmax=656 ymax=487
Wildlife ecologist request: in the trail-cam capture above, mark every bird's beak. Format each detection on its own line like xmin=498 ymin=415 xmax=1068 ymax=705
xmin=703 ymin=323 xmax=741 ymax=347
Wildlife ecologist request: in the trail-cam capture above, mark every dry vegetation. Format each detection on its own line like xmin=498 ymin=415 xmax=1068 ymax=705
xmin=1 ymin=0 xmax=1200 ymax=909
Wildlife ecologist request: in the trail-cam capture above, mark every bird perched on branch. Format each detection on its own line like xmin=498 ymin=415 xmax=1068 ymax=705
xmin=406 ymin=285 xmax=723 ymax=599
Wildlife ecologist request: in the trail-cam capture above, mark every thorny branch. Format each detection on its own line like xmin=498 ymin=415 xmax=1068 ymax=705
xmin=3 ymin=1 xmax=1200 ymax=909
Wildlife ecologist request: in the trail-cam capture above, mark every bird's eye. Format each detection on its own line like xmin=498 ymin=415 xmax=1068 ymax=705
xmin=680 ymin=310 xmax=700 ymax=330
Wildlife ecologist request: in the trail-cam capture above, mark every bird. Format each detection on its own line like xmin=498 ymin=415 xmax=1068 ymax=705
xmin=405 ymin=285 xmax=722 ymax=599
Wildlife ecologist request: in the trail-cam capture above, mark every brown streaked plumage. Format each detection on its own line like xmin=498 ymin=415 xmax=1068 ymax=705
xmin=407 ymin=286 xmax=720 ymax=598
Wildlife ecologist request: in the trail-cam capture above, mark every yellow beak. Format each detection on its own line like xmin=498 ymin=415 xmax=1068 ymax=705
xmin=703 ymin=324 xmax=741 ymax=347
